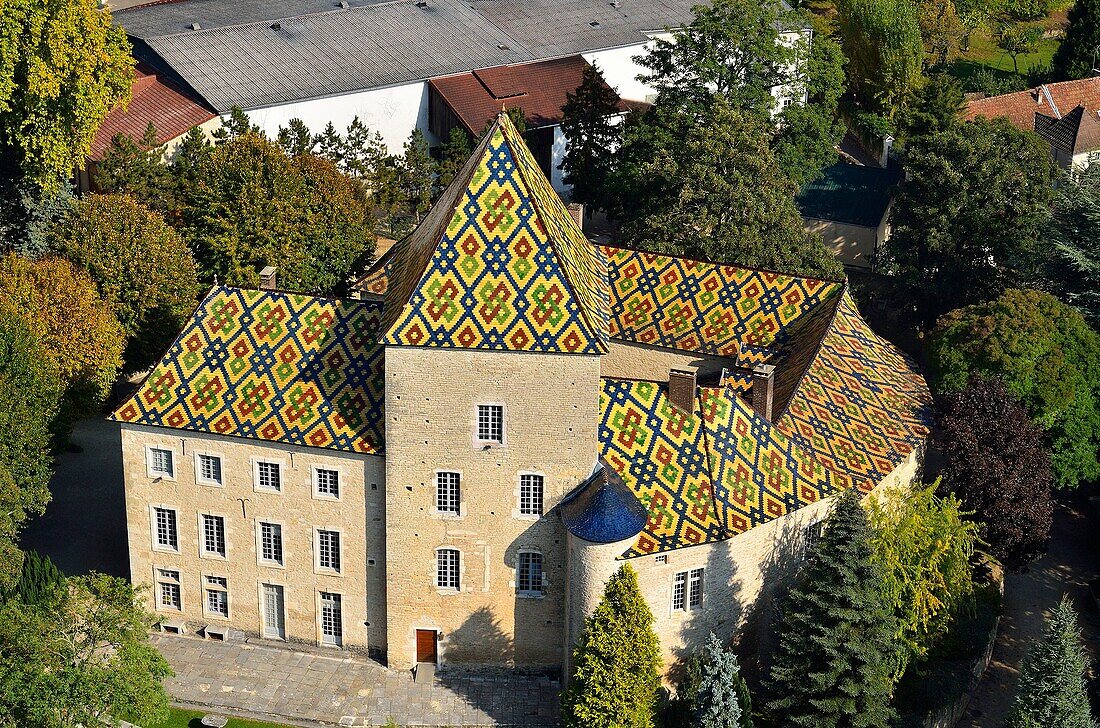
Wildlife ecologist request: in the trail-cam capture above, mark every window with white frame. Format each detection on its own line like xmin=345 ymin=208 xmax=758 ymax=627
xmin=436 ymin=548 xmax=460 ymax=590
xmin=153 ymin=507 xmax=178 ymax=551
xmin=672 ymin=568 xmax=704 ymax=611
xmin=672 ymin=571 xmax=687 ymax=611
xmin=259 ymin=522 xmax=283 ymax=565
xmin=519 ymin=474 xmax=544 ymax=516
xmin=517 ymin=551 xmax=544 ymax=595
xmin=201 ymin=514 xmax=226 ymax=557
xmin=436 ymin=472 xmax=460 ymax=515
xmin=655 ymin=554 xmax=668 ymax=564
xmin=320 ymin=592 xmax=342 ymax=647
xmin=476 ymin=404 xmax=504 ymax=443
xmin=315 ymin=468 xmax=340 ymax=498
xmin=801 ymin=519 xmax=826 ymax=558
xmin=149 ymin=448 xmax=174 ymax=478
xmin=256 ymin=461 xmax=281 ymax=491
xmin=205 ymin=575 xmax=228 ymax=617
xmin=688 ymin=567 xmax=704 ymax=608
xmin=197 ymin=454 xmax=222 ymax=485
xmin=317 ymin=530 xmax=341 ymax=573
xmin=157 ymin=569 xmax=181 ymax=610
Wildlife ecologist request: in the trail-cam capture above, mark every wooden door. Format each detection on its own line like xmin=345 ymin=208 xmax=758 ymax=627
xmin=416 ymin=629 xmax=438 ymax=663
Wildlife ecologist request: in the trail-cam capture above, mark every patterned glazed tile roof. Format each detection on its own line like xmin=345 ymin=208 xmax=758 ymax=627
xmin=602 ymin=245 xmax=842 ymax=366
xmin=382 ymin=112 xmax=610 ymax=353
xmin=112 ymin=286 xmax=385 ymax=454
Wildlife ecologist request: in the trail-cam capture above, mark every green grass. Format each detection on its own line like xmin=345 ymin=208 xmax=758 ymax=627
xmin=953 ymin=28 xmax=1060 ymax=77
xmin=146 ymin=707 xmax=295 ymax=728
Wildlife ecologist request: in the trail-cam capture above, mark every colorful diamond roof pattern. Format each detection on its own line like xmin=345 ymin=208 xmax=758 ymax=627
xmin=381 ymin=113 xmax=609 ymax=353
xmin=112 ymin=287 xmax=385 ymax=454
xmin=603 ymin=246 xmax=842 ymax=366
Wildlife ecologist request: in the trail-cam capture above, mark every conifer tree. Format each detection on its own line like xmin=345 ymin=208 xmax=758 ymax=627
xmin=1051 ymin=0 xmax=1100 ymax=81
xmin=559 ymin=63 xmax=621 ymax=212
xmin=561 ymin=564 xmax=661 ymax=728
xmin=394 ymin=129 xmax=436 ymax=234
xmin=276 ymin=118 xmax=316 ymax=157
xmin=1007 ymin=597 xmax=1098 ymax=728
xmin=314 ymin=121 xmax=345 ymax=165
xmin=96 ymin=123 xmax=173 ymax=213
xmin=693 ymin=633 xmax=752 ymax=728
xmin=766 ymin=488 xmax=899 ymax=728
xmin=211 ymin=106 xmax=258 ymax=143
xmin=437 ymin=127 xmax=472 ymax=194
xmin=6 ymin=550 xmax=63 ymax=605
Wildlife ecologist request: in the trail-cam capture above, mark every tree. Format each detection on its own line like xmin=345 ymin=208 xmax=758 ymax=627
xmin=1051 ymin=0 xmax=1100 ymax=81
xmin=167 ymin=126 xmax=213 ymax=201
xmin=391 ymin=129 xmax=435 ymax=236
xmin=930 ymin=289 xmax=1100 ymax=489
xmin=48 ymin=194 xmax=200 ymax=372
xmin=0 ymin=175 xmax=73 ymax=258
xmin=899 ymin=73 xmax=966 ymax=144
xmin=0 ymin=573 xmax=172 ymax=727
xmin=4 ymin=550 xmax=64 ymax=605
xmin=0 ymin=311 xmax=59 ymax=593
xmin=886 ymin=118 xmax=1055 ymax=324
xmin=0 ymin=0 xmax=132 ymax=190
xmin=437 ymin=126 xmax=472 ymax=194
xmin=561 ymin=564 xmax=661 ymax=728
xmin=559 ymin=63 xmax=621 ymax=211
xmin=835 ymin=0 xmax=924 ymax=118
xmin=1043 ymin=165 xmax=1100 ymax=326
xmin=0 ymin=255 xmax=123 ymax=428
xmin=1007 ymin=597 xmax=1098 ymax=728
xmin=276 ymin=118 xmax=316 ymax=157
xmin=938 ymin=375 xmax=1055 ymax=571
xmin=918 ymin=0 xmax=964 ymax=66
xmin=867 ymin=482 xmax=979 ymax=676
xmin=766 ymin=488 xmax=899 ymax=728
xmin=95 ymin=124 xmax=174 ymax=213
xmin=693 ymin=633 xmax=752 ymax=728
xmin=771 ymin=33 xmax=848 ymax=187
xmin=210 ymin=105 xmax=259 ymax=143
xmin=178 ymin=133 xmax=375 ymax=293
xmin=614 ymin=100 xmax=843 ymax=280
xmin=998 ymin=23 xmax=1043 ymax=75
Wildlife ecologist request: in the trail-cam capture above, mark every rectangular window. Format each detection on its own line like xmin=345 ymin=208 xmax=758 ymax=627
xmin=205 ymin=576 xmax=228 ymax=617
xmin=688 ymin=568 xmax=704 ymax=608
xmin=519 ymin=474 xmax=544 ymax=516
xmin=517 ymin=551 xmax=544 ymax=595
xmin=655 ymin=554 xmax=668 ymax=564
xmin=476 ymin=404 xmax=504 ymax=443
xmin=198 ymin=454 xmax=222 ymax=485
xmin=672 ymin=571 xmax=686 ymax=611
xmin=256 ymin=461 xmax=281 ymax=492
xmin=201 ymin=514 xmax=226 ymax=557
xmin=154 ymin=507 xmax=178 ymax=550
xmin=320 ymin=592 xmax=343 ymax=647
xmin=157 ymin=569 xmax=181 ymax=610
xmin=317 ymin=530 xmax=341 ymax=573
xmin=315 ymin=468 xmax=340 ymax=498
xmin=260 ymin=522 xmax=283 ymax=565
xmin=436 ymin=548 xmax=460 ymax=590
xmin=435 ymin=472 xmax=460 ymax=515
xmin=150 ymin=448 xmax=174 ymax=477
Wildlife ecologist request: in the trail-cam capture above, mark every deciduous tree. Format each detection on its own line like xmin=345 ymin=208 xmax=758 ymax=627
xmin=1044 ymin=165 xmax=1100 ymax=326
xmin=938 ymin=375 xmax=1055 ymax=571
xmin=561 ymin=564 xmax=661 ymax=728
xmin=835 ymin=0 xmax=923 ymax=117
xmin=560 ymin=63 xmax=621 ymax=211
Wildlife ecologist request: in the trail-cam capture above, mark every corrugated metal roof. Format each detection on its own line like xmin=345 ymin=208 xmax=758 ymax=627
xmin=795 ymin=163 xmax=902 ymax=228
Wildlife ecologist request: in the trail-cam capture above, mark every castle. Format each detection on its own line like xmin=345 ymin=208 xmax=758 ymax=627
xmin=112 ymin=114 xmax=932 ymax=675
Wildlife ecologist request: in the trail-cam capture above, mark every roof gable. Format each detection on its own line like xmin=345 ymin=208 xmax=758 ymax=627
xmin=112 ymin=287 xmax=385 ymax=454
xmin=382 ymin=113 xmax=609 ymax=353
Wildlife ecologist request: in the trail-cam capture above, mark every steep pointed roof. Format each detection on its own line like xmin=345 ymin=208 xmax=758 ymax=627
xmin=381 ymin=112 xmax=609 ymax=353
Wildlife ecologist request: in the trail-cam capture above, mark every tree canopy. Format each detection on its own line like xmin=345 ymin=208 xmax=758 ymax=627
xmin=1051 ymin=0 xmax=1100 ymax=81
xmin=930 ymin=288 xmax=1100 ymax=489
xmin=560 ymin=63 xmax=622 ymax=212
xmin=1043 ymin=165 xmax=1100 ymax=327
xmin=835 ymin=0 xmax=924 ymax=118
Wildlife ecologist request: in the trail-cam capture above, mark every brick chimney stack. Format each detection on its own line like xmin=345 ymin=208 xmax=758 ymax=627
xmin=668 ymin=369 xmax=697 ymax=413
xmin=259 ymin=266 xmax=277 ymax=291
xmin=566 ymin=202 xmax=584 ymax=231
xmin=752 ymin=363 xmax=776 ymax=420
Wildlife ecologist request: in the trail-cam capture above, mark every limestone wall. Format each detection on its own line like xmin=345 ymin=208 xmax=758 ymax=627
xmin=601 ymin=340 xmax=738 ymax=383
xmin=383 ymin=347 xmax=601 ymax=671
xmin=120 ymin=423 xmax=386 ymax=654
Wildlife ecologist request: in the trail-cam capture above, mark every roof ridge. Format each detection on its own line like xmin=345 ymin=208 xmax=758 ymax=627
xmin=771 ymin=282 xmax=848 ymax=422
xmin=601 ymin=241 xmax=848 ymax=286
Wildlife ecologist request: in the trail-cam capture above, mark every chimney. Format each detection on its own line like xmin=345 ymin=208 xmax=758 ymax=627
xmin=259 ymin=266 xmax=277 ymax=291
xmin=752 ymin=363 xmax=775 ymax=420
xmin=668 ymin=368 xmax=696 ymax=413
xmin=566 ymin=202 xmax=584 ymax=231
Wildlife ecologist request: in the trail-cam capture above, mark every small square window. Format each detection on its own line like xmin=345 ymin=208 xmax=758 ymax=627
xmin=259 ymin=522 xmax=283 ymax=565
xmin=519 ymin=474 xmax=544 ymax=516
xmin=436 ymin=548 xmax=460 ymax=590
xmin=655 ymin=554 xmax=668 ymax=564
xmin=315 ymin=468 xmax=340 ymax=498
xmin=517 ymin=551 xmax=544 ymax=595
xmin=205 ymin=576 xmax=228 ymax=618
xmin=256 ymin=461 xmax=281 ymax=492
xmin=197 ymin=454 xmax=222 ymax=485
xmin=153 ymin=507 xmax=178 ymax=551
xmin=201 ymin=514 xmax=226 ymax=557
xmin=157 ymin=569 xmax=181 ymax=610
xmin=436 ymin=472 xmax=460 ymax=515
xmin=476 ymin=404 xmax=504 ymax=444
xmin=317 ymin=530 xmax=341 ymax=573
xmin=149 ymin=448 xmax=174 ymax=478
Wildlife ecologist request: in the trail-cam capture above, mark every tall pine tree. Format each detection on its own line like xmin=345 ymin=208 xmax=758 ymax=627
xmin=693 ymin=633 xmax=752 ymax=728
xmin=1008 ymin=597 xmax=1098 ymax=728
xmin=561 ymin=564 xmax=661 ymax=728
xmin=559 ymin=63 xmax=621 ymax=212
xmin=766 ymin=488 xmax=899 ymax=728
xmin=1051 ymin=0 xmax=1100 ymax=81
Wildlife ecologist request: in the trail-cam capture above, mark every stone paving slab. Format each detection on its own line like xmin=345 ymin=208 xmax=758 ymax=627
xmin=152 ymin=634 xmax=561 ymax=727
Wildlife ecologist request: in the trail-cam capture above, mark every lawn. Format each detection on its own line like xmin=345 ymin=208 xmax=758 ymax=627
xmin=146 ymin=707 xmax=295 ymax=728
xmin=950 ymin=28 xmax=1060 ymax=79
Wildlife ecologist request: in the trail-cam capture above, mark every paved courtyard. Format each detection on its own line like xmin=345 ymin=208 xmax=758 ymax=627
xmin=153 ymin=634 xmax=561 ymax=727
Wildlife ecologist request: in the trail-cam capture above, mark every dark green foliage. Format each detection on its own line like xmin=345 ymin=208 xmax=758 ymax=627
xmin=276 ymin=118 xmax=316 ymax=157
xmin=95 ymin=124 xmax=174 ymax=213
xmin=6 ymin=551 xmax=64 ymax=605
xmin=1043 ymin=166 xmax=1100 ymax=326
xmin=899 ymin=74 xmax=965 ymax=144
xmin=930 ymin=288 xmax=1100 ymax=489
xmin=1051 ymin=0 xmax=1100 ymax=81
xmin=559 ymin=63 xmax=621 ymax=211
xmin=835 ymin=0 xmax=923 ymax=117
xmin=0 ymin=171 xmax=74 ymax=258
xmin=1007 ymin=598 xmax=1098 ymax=728
xmin=886 ymin=117 xmax=1055 ymax=325
xmin=938 ymin=375 xmax=1054 ymax=571
xmin=766 ymin=488 xmax=899 ymax=728
xmin=391 ymin=129 xmax=436 ymax=236
xmin=561 ymin=564 xmax=661 ymax=728
xmin=437 ymin=127 xmax=472 ymax=194
xmin=211 ymin=105 xmax=259 ymax=143
xmin=167 ymin=127 xmax=213 ymax=200
xmin=613 ymin=100 xmax=843 ymax=280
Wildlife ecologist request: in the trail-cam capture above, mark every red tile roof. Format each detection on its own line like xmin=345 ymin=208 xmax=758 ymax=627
xmin=428 ymin=55 xmax=631 ymax=133
xmin=964 ymin=77 xmax=1100 ymax=131
xmin=89 ymin=64 xmax=217 ymax=160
